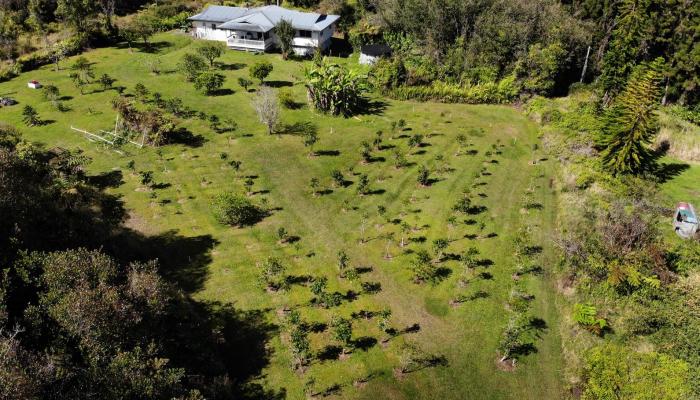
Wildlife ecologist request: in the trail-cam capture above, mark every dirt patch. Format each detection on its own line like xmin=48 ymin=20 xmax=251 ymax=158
xmin=496 ymin=357 xmax=516 ymax=372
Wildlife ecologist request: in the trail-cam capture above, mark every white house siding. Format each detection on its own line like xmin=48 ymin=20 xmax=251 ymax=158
xmin=191 ymin=21 xmax=335 ymax=56
xmin=192 ymin=21 xmax=228 ymax=42
xmin=359 ymin=53 xmax=378 ymax=65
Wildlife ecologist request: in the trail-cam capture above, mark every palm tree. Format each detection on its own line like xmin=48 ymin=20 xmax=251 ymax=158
xmin=275 ymin=19 xmax=295 ymax=60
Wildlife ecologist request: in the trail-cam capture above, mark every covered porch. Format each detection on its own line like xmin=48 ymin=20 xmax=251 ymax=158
xmin=219 ymin=20 xmax=275 ymax=52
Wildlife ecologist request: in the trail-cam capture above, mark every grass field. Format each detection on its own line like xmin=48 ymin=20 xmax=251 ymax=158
xmin=0 ymin=33 xmax=564 ymax=399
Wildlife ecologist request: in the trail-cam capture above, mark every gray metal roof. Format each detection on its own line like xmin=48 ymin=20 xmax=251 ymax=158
xmin=192 ymin=5 xmax=339 ymax=32
xmin=188 ymin=6 xmax=249 ymax=23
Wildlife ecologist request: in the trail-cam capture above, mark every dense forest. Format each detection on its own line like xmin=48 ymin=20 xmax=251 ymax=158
xmin=1 ymin=0 xmax=700 ymax=399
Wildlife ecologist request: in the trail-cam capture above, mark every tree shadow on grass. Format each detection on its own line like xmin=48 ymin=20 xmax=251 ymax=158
xmin=211 ymin=88 xmax=235 ymax=96
xmin=315 ymin=149 xmax=340 ymax=156
xmin=317 ymin=345 xmax=343 ymax=361
xmin=265 ymin=80 xmax=293 ymax=88
xmin=280 ymin=121 xmax=317 ymax=136
xmin=353 ymin=98 xmax=388 ymax=116
xmin=169 ymin=127 xmax=206 ymax=148
xmin=88 ymin=170 xmax=124 ymax=189
xmin=654 ymin=162 xmax=690 ymax=183
xmin=219 ymin=62 xmax=247 ymax=70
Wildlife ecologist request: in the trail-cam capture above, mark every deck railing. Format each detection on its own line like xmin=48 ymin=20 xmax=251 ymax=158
xmin=227 ymin=38 xmax=269 ymax=49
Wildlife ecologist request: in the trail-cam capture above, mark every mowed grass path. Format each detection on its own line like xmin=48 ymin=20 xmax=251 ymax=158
xmin=0 ymin=33 xmax=563 ymax=399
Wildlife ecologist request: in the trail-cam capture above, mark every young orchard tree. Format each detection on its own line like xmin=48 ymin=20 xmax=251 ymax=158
xmin=277 ymin=227 xmax=289 ymax=243
xmin=393 ymin=149 xmax=408 ymax=169
xmin=194 ymin=71 xmax=226 ymax=95
xmin=356 ymin=174 xmax=370 ymax=195
xmin=72 ymin=56 xmax=94 ymax=83
xmin=129 ymin=12 xmax=157 ymax=49
xmin=211 ymin=191 xmax=264 ymax=226
xmin=22 ymin=106 xmax=40 ymax=126
xmin=258 ymin=257 xmax=287 ymax=291
xmin=309 ymin=177 xmax=319 ymax=196
xmin=244 ymin=177 xmax=255 ymax=195
xmin=408 ymin=133 xmax=423 ymax=150
xmin=410 ymin=249 xmax=439 ymax=284
xmin=238 ymin=77 xmax=253 ymax=92
xmin=275 ymin=19 xmax=295 ymax=60
xmin=302 ymin=130 xmax=319 ymax=156
xmin=331 ymin=316 xmax=353 ymax=355
xmin=360 ymin=141 xmax=372 ymax=163
xmin=99 ymin=73 xmax=115 ymax=91
xmin=139 ymin=170 xmax=154 ymax=188
xmin=417 ymin=165 xmax=430 ymax=186
xmin=331 ymin=169 xmax=345 ymax=187
xmin=373 ymin=130 xmax=383 ymax=150
xmin=461 ymin=247 xmax=480 ymax=270
xmin=377 ymin=308 xmax=393 ymax=343
xmin=289 ymin=326 xmax=310 ymax=370
xmin=310 ymin=276 xmax=328 ymax=297
xmin=253 ymin=86 xmax=280 ymax=135
xmin=456 ymin=133 xmax=467 ymax=154
xmin=42 ymin=85 xmax=64 ymax=110
xmin=337 ymin=250 xmax=349 ymax=277
xmin=250 ymin=61 xmax=273 ymax=85
xmin=196 ymin=41 xmax=225 ymax=67
xmin=178 ymin=53 xmax=208 ymax=82
xmin=432 ymin=238 xmax=449 ymax=261
xmin=399 ymin=221 xmax=411 ymax=247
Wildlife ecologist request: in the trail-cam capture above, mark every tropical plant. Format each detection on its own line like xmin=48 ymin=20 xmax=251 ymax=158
xmin=275 ymin=19 xmax=295 ymax=60
xmin=573 ymin=303 xmax=607 ymax=335
xmin=304 ymin=58 xmax=369 ymax=116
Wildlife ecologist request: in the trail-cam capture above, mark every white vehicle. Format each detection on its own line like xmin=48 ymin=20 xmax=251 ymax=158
xmin=673 ymin=202 xmax=699 ymax=239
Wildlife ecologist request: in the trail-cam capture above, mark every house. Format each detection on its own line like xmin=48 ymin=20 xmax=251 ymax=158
xmin=359 ymin=44 xmax=392 ymax=65
xmin=188 ymin=5 xmax=339 ymax=56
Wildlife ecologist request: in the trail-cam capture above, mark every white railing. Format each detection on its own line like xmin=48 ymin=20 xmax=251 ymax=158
xmin=227 ymin=38 xmax=268 ymax=49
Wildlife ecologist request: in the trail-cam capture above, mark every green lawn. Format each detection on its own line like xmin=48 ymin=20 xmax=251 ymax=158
xmin=0 ymin=32 xmax=564 ymax=399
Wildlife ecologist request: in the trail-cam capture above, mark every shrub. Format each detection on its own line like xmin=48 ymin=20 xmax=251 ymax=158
xmin=278 ymin=89 xmax=297 ymax=109
xmin=178 ymin=53 xmax=207 ymax=82
xmin=211 ymin=192 xmax=264 ymax=226
xmin=389 ymin=78 xmax=520 ymax=104
xmin=194 ymin=71 xmax=226 ymax=95
xmin=250 ymin=61 xmax=273 ymax=84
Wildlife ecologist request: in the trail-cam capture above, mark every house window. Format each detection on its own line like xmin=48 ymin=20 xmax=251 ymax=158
xmin=211 ymin=24 xmax=216 ymax=29
xmin=298 ymin=30 xmax=312 ymax=38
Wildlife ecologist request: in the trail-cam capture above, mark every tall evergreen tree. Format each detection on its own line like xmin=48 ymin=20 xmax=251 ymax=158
xmin=598 ymin=58 xmax=665 ymax=175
